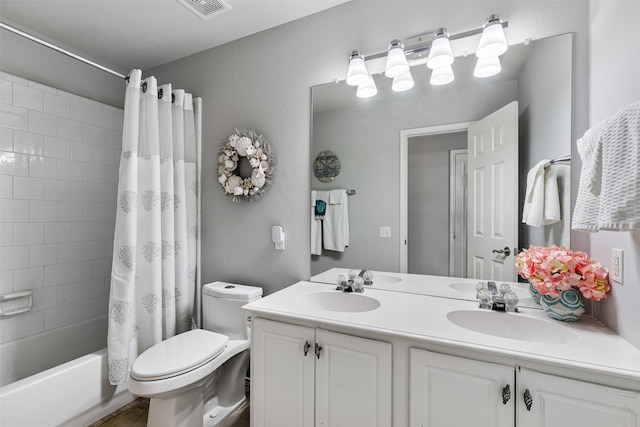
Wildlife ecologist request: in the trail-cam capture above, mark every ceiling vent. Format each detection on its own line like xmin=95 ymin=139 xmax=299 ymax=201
xmin=176 ymin=0 xmax=231 ymax=20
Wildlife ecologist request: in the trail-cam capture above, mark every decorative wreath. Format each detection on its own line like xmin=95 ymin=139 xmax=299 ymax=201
xmin=217 ymin=128 xmax=275 ymax=202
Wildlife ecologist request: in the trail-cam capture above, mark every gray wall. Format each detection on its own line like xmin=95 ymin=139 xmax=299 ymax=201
xmin=149 ymin=1 xmax=590 ymax=296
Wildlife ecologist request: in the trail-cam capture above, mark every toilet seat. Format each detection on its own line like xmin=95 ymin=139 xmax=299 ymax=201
xmin=131 ymin=329 xmax=228 ymax=381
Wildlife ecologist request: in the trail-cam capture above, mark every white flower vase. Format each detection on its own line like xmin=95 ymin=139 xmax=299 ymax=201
xmin=540 ymin=287 xmax=585 ymax=322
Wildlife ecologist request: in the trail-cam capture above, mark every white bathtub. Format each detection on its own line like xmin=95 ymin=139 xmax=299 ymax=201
xmin=0 ymin=348 xmax=135 ymax=426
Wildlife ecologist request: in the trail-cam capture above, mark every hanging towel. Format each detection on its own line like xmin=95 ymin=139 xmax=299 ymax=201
xmin=323 ymin=189 xmax=350 ymax=252
xmin=311 ymin=190 xmax=323 ymax=255
xmin=522 ymin=160 xmax=561 ymax=226
xmin=573 ymin=100 xmax=640 ymax=231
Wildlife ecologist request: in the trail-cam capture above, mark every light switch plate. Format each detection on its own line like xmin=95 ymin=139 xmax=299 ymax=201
xmin=380 ymin=226 xmax=391 ymax=238
xmin=611 ymin=248 xmax=623 ymax=283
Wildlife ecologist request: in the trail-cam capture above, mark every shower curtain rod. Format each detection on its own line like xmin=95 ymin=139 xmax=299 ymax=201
xmin=0 ymin=21 xmax=128 ymax=80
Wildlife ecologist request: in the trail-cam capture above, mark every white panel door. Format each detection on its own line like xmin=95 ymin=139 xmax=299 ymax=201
xmin=315 ymin=329 xmax=392 ymax=427
xmin=467 ymin=101 xmax=518 ymax=281
xmin=251 ymin=318 xmax=315 ymax=427
xmin=409 ymin=348 xmax=514 ymax=427
xmin=517 ymin=368 xmax=640 ymax=427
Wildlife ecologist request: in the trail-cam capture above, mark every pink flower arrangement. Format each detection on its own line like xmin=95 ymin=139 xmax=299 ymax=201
xmin=515 ymin=245 xmax=611 ymax=301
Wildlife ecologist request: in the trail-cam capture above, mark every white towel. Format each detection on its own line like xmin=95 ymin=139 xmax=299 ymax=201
xmin=323 ymin=189 xmax=349 ymax=252
xmin=522 ymin=160 xmax=560 ymax=226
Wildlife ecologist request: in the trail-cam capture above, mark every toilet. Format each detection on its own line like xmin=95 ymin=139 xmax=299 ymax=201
xmin=128 ymin=281 xmax=262 ymax=427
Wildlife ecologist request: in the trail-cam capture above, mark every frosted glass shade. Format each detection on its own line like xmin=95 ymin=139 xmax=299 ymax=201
xmin=392 ymin=70 xmax=414 ymax=92
xmin=346 ymin=52 xmax=369 ymax=86
xmin=430 ymin=65 xmax=455 ymax=86
xmin=473 ymin=56 xmax=502 ymax=78
xmin=427 ymin=36 xmax=454 ymax=70
xmin=385 ymin=42 xmax=409 ymax=78
xmin=476 ymin=22 xmax=507 ymax=58
xmin=357 ymin=76 xmax=377 ymax=98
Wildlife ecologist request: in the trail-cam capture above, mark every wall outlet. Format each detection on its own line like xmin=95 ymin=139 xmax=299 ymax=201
xmin=380 ymin=226 xmax=391 ymax=238
xmin=611 ymin=248 xmax=623 ymax=283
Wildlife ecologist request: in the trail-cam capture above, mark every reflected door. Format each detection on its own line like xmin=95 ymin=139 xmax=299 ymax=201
xmin=467 ymin=101 xmax=518 ymax=281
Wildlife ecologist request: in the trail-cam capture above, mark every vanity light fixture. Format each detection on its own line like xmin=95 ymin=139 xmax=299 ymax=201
xmin=346 ymin=50 xmax=369 ymax=86
xmin=473 ymin=56 xmax=502 ymax=78
xmin=392 ymin=69 xmax=415 ymax=92
xmin=476 ymin=14 xmax=508 ymax=58
xmin=430 ymin=65 xmax=455 ymax=86
xmin=426 ymin=28 xmax=454 ymax=70
xmin=385 ymin=39 xmax=410 ymax=78
xmin=356 ymin=75 xmax=378 ymax=98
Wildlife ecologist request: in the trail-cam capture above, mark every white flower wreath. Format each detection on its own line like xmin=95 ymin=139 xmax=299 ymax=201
xmin=217 ymin=128 xmax=275 ymax=202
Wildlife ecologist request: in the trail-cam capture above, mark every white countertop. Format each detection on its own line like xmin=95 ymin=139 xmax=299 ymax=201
xmin=244 ymin=279 xmax=640 ymax=387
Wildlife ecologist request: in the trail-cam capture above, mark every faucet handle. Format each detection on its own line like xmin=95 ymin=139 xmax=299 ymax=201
xmin=498 ymin=283 xmax=511 ymax=296
xmin=477 ymin=288 xmax=493 ymax=309
xmin=505 ymin=291 xmax=519 ymax=312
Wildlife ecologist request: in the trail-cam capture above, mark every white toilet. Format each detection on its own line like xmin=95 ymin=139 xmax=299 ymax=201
xmin=128 ymin=281 xmax=262 ymax=427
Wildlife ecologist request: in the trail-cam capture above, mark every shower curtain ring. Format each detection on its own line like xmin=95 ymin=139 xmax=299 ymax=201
xmin=158 ymin=88 xmax=163 ymax=99
xmin=141 ymin=81 xmax=147 ymax=93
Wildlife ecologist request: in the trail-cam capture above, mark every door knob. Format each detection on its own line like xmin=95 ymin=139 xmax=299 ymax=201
xmin=492 ymin=246 xmax=511 ymax=256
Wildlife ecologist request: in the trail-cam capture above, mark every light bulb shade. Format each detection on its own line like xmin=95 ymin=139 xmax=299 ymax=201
xmin=385 ymin=40 xmax=409 ymax=78
xmin=357 ymin=76 xmax=377 ymax=98
xmin=430 ymin=65 xmax=455 ymax=86
xmin=346 ymin=51 xmax=369 ymax=86
xmin=473 ymin=56 xmax=502 ymax=78
xmin=392 ymin=70 xmax=414 ymax=92
xmin=476 ymin=20 xmax=507 ymax=58
xmin=427 ymin=33 xmax=454 ymax=70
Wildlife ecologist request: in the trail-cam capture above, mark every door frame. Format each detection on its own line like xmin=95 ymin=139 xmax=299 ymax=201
xmin=399 ymin=122 xmax=473 ymax=273
xmin=449 ymin=149 xmax=468 ymax=277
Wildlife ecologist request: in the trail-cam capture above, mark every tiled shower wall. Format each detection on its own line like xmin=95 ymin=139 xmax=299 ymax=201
xmin=0 ymin=71 xmax=122 ymax=346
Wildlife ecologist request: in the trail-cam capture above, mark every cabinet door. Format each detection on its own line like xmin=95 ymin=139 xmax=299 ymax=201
xmin=315 ymin=329 xmax=392 ymax=427
xmin=517 ymin=368 xmax=640 ymax=427
xmin=410 ymin=348 xmax=514 ymax=427
xmin=252 ymin=318 xmax=315 ymax=427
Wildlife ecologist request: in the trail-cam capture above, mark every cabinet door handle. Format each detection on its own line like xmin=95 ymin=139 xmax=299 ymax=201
xmin=315 ymin=343 xmax=323 ymax=359
xmin=523 ymin=389 xmax=533 ymax=411
xmin=502 ymin=384 xmax=511 ymax=404
xmin=303 ymin=341 xmax=311 ymax=356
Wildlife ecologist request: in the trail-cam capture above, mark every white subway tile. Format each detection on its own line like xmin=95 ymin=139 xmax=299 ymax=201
xmin=69 ymin=299 xmax=94 ymax=322
xmin=57 ymin=281 xmax=83 ymax=305
xmin=0 ymin=126 xmax=13 ymax=151
xmin=44 ymin=263 xmax=70 ymax=287
xmin=82 ymin=240 xmax=104 ymax=261
xmin=44 ymin=136 xmax=70 ymax=159
xmin=0 ymin=151 xmax=29 ymax=176
xmin=58 ymin=201 xmax=83 ymax=222
xmin=13 ymin=266 xmax=43 ymax=291
xmin=29 ymin=110 xmax=57 ymax=136
xmin=104 ymin=203 xmax=117 ymax=221
xmin=13 ymin=222 xmax=43 ymax=245
xmin=0 ymin=223 xmax=13 ymax=246
xmin=13 ymin=176 xmax=44 ymax=200
xmin=94 ymin=294 xmax=109 ymax=316
xmin=0 ymin=80 xmax=12 ymax=105
xmin=0 ymin=199 xmax=29 ymax=222
xmin=70 ymin=100 xmax=93 ymax=124
xmin=57 ymin=242 xmax=82 ymax=264
xmin=43 ymin=92 xmax=71 ymax=118
xmin=70 ymin=141 xmax=94 ymax=162
xmin=94 ymin=108 xmax=115 ymax=129
xmin=93 ymin=146 xmax=114 ymax=166
xmin=69 ymin=260 xmax=94 ymax=282
xmin=14 ymin=311 xmax=44 ymax=339
xmin=57 ymin=159 xmax=83 ymax=181
xmin=104 ymin=165 xmax=119 ymax=184
xmin=44 ymin=305 xmax=69 ymax=331
xmin=83 ymin=278 xmax=104 ymax=298
xmin=29 ymin=200 xmax=58 ymax=222
xmin=93 ymin=257 xmax=110 ymax=278
xmin=2 ymin=73 xmax=28 ymax=85
xmin=104 ymin=129 xmax=122 ymax=149
xmin=94 ymin=220 xmax=115 ymax=240
xmin=58 ymin=117 xmax=83 ymax=141
xmin=83 ymin=202 xmax=104 ymax=221
xmin=28 ymin=80 xmax=56 ymax=94
xmin=13 ymin=130 xmax=44 ymax=155
xmin=0 ymin=270 xmax=13 ymax=294
xmin=0 ymin=174 xmax=12 ymax=198
xmin=13 ymin=83 xmax=43 ymax=111
xmin=43 ymin=179 xmax=70 ymax=201
xmin=83 ymin=163 xmax=104 ymax=184
xmin=69 ymin=181 xmax=94 ymax=202
xmin=33 ymin=287 xmax=58 ymax=312
xmin=94 ymin=183 xmax=116 ymax=203
xmin=29 ymin=155 xmax=58 ymax=179
xmin=82 ymin=123 xmax=104 ymax=145
xmin=0 ymin=103 xmax=29 ymax=131
xmin=103 ymin=240 xmax=114 ymax=259
xmin=81 ymin=97 xmax=104 ymax=108
xmin=114 ymin=110 xmax=124 ymax=131
xmin=56 ymin=89 xmax=81 ymax=102
xmin=70 ymin=221 xmax=93 ymax=242
xmin=0 ymin=245 xmax=29 ymax=270
xmin=29 ymin=243 xmax=58 ymax=267
xmin=44 ymin=222 xmax=69 ymax=243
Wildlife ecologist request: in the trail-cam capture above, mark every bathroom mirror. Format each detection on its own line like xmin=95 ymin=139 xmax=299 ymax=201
xmin=310 ymin=33 xmax=572 ymax=280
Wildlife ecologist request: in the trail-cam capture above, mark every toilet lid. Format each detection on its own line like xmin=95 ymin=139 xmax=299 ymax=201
xmin=131 ymin=329 xmax=228 ymax=381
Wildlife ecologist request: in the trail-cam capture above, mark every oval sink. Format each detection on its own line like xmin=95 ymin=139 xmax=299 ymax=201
xmin=446 ymin=310 xmax=579 ymax=344
xmin=296 ymin=291 xmax=381 ymax=313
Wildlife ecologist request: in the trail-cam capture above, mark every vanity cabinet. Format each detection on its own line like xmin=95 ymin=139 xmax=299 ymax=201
xmin=410 ymin=348 xmax=640 ymax=427
xmin=251 ymin=318 xmax=392 ymax=427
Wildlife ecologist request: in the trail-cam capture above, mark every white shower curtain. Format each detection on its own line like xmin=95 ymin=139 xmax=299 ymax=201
xmin=107 ymin=69 xmax=201 ymax=385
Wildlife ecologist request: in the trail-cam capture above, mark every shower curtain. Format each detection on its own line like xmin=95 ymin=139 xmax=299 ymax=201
xmin=107 ymin=69 xmax=202 ymax=385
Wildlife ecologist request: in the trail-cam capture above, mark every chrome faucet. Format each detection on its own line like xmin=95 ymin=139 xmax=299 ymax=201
xmin=476 ymin=281 xmax=518 ymax=312
xmin=336 ymin=274 xmax=365 ymax=293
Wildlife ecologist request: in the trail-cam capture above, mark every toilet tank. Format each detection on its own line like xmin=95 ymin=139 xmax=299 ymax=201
xmin=202 ymin=282 xmax=262 ymax=340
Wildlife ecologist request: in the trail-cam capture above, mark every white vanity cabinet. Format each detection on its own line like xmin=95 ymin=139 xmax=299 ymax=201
xmin=410 ymin=348 xmax=640 ymax=427
xmin=251 ymin=318 xmax=392 ymax=427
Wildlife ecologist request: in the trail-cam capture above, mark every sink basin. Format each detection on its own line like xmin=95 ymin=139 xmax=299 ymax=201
xmin=446 ymin=310 xmax=579 ymax=344
xmin=296 ymin=291 xmax=381 ymax=312
xmin=372 ymin=274 xmax=402 ymax=285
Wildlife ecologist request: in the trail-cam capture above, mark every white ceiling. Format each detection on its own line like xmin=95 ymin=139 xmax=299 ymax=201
xmin=0 ymin=0 xmax=350 ymax=74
